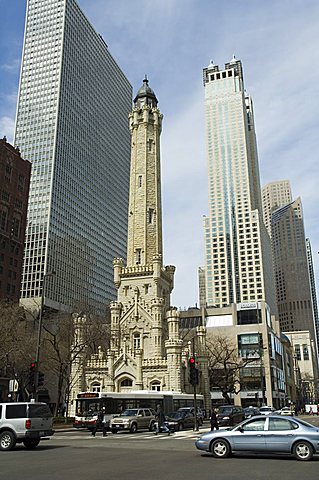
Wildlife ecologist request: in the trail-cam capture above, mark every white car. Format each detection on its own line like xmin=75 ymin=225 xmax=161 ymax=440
xmin=280 ymin=407 xmax=294 ymax=416
xmin=259 ymin=406 xmax=275 ymax=415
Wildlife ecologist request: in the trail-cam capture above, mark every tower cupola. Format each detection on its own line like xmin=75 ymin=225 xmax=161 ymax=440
xmin=134 ymin=76 xmax=158 ymax=109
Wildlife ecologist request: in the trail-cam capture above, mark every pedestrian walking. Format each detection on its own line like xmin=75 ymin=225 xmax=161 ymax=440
xmin=91 ymin=407 xmax=108 ymax=437
xmin=210 ymin=408 xmax=219 ymax=431
xmin=155 ymin=404 xmax=170 ymax=435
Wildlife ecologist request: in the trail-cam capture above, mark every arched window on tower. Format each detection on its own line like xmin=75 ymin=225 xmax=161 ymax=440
xmin=135 ymin=249 xmax=141 ymax=264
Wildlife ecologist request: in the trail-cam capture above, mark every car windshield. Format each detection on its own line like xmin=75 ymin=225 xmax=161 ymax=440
xmin=120 ymin=409 xmax=138 ymax=416
xmin=167 ymin=412 xmax=183 ymax=419
xmin=218 ymin=407 xmax=232 ymax=414
xmin=260 ymin=407 xmax=272 ymax=412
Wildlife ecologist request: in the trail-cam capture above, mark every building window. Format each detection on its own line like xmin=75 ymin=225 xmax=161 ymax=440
xmin=133 ymin=333 xmax=141 ymax=350
xmin=91 ymin=382 xmax=101 ymax=393
xmin=150 ymin=381 xmax=161 ymax=391
xmin=0 ymin=208 xmax=8 ymax=230
xmin=120 ymin=378 xmax=133 ymax=387
xmin=295 ymin=344 xmax=301 ymax=361
xmin=302 ymin=344 xmax=309 ymax=361
xmin=135 ymin=249 xmax=141 ymax=264
xmin=138 ymin=175 xmax=142 ymax=187
xmin=148 ymin=208 xmax=154 ymax=224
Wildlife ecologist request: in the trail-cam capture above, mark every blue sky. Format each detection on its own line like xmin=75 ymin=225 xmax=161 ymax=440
xmin=0 ymin=0 xmax=318 ymax=309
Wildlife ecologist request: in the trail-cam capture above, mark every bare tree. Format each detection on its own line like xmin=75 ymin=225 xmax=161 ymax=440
xmin=0 ymin=301 xmax=37 ymax=400
xmin=42 ymin=307 xmax=111 ymax=415
xmin=207 ymin=335 xmax=256 ymax=404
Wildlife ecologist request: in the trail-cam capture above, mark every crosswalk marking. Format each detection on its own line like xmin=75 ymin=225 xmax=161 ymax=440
xmin=53 ymin=429 xmax=209 ymax=442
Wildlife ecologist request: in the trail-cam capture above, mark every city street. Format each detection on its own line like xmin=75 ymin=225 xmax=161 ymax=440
xmin=1 ymin=421 xmax=319 ymax=480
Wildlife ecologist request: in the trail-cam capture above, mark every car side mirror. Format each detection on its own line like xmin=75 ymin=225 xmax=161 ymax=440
xmin=238 ymin=427 xmax=244 ymax=433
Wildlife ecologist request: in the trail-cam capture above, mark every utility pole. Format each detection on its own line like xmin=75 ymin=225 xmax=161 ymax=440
xmin=190 ymin=337 xmax=199 ymax=432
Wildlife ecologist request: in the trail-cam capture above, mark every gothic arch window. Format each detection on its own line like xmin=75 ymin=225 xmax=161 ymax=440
xmin=148 ymin=208 xmax=154 ymax=224
xmin=150 ymin=381 xmax=161 ymax=391
xmin=135 ymin=248 xmax=141 ymax=264
xmin=91 ymin=382 xmax=101 ymax=393
xmin=120 ymin=378 xmax=133 ymax=387
xmin=133 ymin=333 xmax=141 ymax=350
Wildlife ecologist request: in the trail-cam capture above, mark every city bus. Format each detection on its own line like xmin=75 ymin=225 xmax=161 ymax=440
xmin=73 ymin=390 xmax=204 ymax=430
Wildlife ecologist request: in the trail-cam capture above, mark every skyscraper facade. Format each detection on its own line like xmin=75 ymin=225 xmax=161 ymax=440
xmin=202 ymin=58 xmax=276 ymax=314
xmin=306 ymin=238 xmax=319 ymax=353
xmin=271 ymin=198 xmax=317 ymax=348
xmin=262 ymin=180 xmax=292 ymax=237
xmin=14 ymin=0 xmax=132 ymax=313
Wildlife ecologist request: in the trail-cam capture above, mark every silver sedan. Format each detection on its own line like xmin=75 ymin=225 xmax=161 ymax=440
xmin=195 ymin=415 xmax=319 ymax=461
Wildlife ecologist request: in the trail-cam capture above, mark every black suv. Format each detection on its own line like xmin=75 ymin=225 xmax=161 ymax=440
xmin=216 ymin=405 xmax=245 ymax=426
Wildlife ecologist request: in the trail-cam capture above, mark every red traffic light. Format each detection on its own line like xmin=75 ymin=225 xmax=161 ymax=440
xmin=189 ymin=356 xmax=196 ymax=368
xmin=30 ymin=362 xmax=37 ymax=369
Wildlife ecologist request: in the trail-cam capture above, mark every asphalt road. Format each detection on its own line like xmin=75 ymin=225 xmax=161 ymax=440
xmin=2 ymin=420 xmax=319 ymax=480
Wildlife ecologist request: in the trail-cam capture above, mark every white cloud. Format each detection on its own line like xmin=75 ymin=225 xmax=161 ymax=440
xmin=0 ymin=58 xmax=21 ymax=72
xmin=0 ymin=116 xmax=15 ymax=143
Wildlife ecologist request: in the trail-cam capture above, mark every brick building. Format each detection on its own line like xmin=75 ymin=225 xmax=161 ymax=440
xmin=0 ymin=137 xmax=31 ymax=301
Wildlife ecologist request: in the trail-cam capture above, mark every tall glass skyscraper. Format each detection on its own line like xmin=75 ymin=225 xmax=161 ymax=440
xmin=202 ymin=57 xmax=276 ymax=313
xmin=14 ymin=0 xmax=132 ymax=313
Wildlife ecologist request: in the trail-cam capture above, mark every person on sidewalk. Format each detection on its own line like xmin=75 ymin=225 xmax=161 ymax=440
xmin=210 ymin=408 xmax=219 ymax=431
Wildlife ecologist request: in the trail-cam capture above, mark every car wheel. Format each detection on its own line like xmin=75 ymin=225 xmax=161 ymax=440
xmin=130 ymin=423 xmax=137 ymax=433
xmin=0 ymin=431 xmax=16 ymax=451
xmin=210 ymin=439 xmax=230 ymax=459
xmin=111 ymin=429 xmax=118 ymax=434
xmin=293 ymin=441 xmax=314 ymax=461
xmin=23 ymin=439 xmax=40 ymax=450
xmin=178 ymin=423 xmax=184 ymax=431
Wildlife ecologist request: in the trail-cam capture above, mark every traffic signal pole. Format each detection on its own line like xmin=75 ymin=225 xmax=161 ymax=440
xmin=193 ymin=383 xmax=199 ymax=432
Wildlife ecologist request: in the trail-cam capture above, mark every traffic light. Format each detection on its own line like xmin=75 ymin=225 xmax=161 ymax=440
xmin=189 ymin=356 xmax=199 ymax=386
xmin=38 ymin=371 xmax=45 ymax=387
xmin=189 ymin=356 xmax=196 ymax=369
xmin=28 ymin=362 xmax=37 ymax=388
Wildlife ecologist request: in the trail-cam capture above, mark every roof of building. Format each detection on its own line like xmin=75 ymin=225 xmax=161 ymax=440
xmin=134 ymin=76 xmax=158 ymax=108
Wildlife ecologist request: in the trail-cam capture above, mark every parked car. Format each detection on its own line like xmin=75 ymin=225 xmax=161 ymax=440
xmin=216 ymin=405 xmax=245 ymax=426
xmin=195 ymin=415 xmax=319 ymax=461
xmin=110 ymin=408 xmax=156 ymax=433
xmin=280 ymin=407 xmax=294 ymax=416
xmin=0 ymin=402 xmax=54 ymax=451
xmin=178 ymin=407 xmax=204 ymax=425
xmin=259 ymin=406 xmax=276 ymax=415
xmin=244 ymin=406 xmax=260 ymax=419
xmin=165 ymin=410 xmax=196 ymax=431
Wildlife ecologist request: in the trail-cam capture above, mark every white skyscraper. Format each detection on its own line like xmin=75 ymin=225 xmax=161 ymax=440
xmin=202 ymin=57 xmax=276 ymax=314
xmin=14 ymin=0 xmax=132 ymax=313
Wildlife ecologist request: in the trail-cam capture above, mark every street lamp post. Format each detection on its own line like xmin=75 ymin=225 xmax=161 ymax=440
xmin=34 ymin=271 xmax=55 ymax=401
